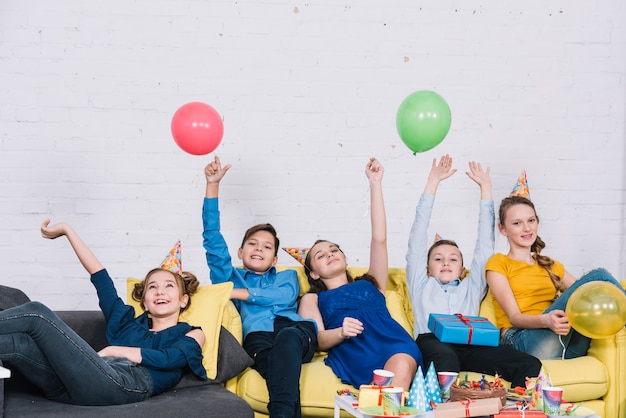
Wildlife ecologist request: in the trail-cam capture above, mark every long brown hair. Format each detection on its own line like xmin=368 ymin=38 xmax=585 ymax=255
xmin=498 ymin=196 xmax=565 ymax=292
xmin=303 ymin=239 xmax=377 ymax=293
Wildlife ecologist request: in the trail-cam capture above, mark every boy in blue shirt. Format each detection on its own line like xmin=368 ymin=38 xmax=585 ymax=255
xmin=202 ymin=156 xmax=317 ymax=418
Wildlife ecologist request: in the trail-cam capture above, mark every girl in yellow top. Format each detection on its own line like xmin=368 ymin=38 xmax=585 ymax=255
xmin=486 ymin=196 xmax=625 ymax=360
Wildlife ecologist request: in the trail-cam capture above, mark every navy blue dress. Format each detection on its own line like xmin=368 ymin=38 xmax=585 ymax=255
xmin=317 ymin=280 xmax=423 ymax=387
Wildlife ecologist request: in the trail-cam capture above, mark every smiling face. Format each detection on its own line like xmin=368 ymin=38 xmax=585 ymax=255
xmin=427 ymin=243 xmax=465 ymax=284
xmin=306 ymin=240 xmax=347 ymax=281
xmin=499 ymin=202 xmax=539 ymax=250
xmin=142 ymin=269 xmax=189 ymax=318
xmin=238 ymin=230 xmax=278 ymax=273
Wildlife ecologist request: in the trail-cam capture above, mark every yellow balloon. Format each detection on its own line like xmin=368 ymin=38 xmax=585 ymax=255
xmin=566 ymin=281 xmax=626 ymax=339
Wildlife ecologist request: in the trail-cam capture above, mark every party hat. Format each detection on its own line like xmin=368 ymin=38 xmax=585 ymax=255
xmin=434 ymin=233 xmax=443 ymax=242
xmin=425 ymin=362 xmax=442 ymax=405
xmin=530 ymin=366 xmax=550 ymax=410
xmin=160 ymin=240 xmax=182 ymax=275
xmin=407 ymin=366 xmax=430 ymax=411
xmin=509 ymin=169 xmax=530 ymax=198
xmin=282 ymin=247 xmax=310 ymax=266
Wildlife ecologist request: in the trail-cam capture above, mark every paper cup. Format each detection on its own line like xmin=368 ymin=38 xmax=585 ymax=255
xmin=382 ymin=387 xmax=404 ymax=415
xmin=373 ymin=369 xmax=394 ymax=386
xmin=542 ymin=386 xmax=563 ymax=415
xmin=437 ymin=371 xmax=459 ymax=400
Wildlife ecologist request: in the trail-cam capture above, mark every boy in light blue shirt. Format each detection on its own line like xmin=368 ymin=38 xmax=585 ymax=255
xmin=406 ymin=155 xmax=540 ymax=388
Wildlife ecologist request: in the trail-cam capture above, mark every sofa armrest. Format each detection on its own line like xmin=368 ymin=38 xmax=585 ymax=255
xmin=220 ymin=300 xmax=247 ymax=392
xmin=583 ymin=279 xmax=626 ymax=418
xmin=586 ymin=327 xmax=626 ymax=418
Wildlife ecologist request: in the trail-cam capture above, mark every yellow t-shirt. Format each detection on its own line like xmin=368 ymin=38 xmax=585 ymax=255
xmin=485 ymin=253 xmax=565 ymax=329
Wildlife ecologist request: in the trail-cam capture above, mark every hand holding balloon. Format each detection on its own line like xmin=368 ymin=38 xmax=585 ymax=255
xmin=544 ymin=310 xmax=571 ymax=336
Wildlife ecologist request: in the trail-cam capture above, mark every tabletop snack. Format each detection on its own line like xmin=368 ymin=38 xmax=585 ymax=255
xmin=449 ymin=373 xmax=507 ymax=406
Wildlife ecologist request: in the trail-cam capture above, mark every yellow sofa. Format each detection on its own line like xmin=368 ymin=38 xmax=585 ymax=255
xmin=220 ymin=267 xmax=626 ymax=418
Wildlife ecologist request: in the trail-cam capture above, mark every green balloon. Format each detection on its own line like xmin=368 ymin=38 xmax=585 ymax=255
xmin=396 ymin=90 xmax=452 ymax=153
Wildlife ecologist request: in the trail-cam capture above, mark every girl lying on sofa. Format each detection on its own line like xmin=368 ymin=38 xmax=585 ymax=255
xmin=0 ymin=220 xmax=206 ymax=405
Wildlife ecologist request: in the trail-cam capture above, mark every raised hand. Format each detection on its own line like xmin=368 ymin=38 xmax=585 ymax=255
xmin=465 ymin=161 xmax=492 ymax=200
xmin=204 ymin=156 xmax=232 ymax=184
xmin=424 ymin=154 xmax=457 ymax=194
xmin=365 ymin=157 xmax=384 ymax=184
xmin=41 ymin=219 xmax=69 ymax=240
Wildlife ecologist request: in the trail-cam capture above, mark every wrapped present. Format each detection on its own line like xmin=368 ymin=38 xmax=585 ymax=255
xmin=428 ymin=313 xmax=499 ymax=346
xmin=358 ymin=384 xmax=394 ymax=408
xmin=432 ymin=397 xmax=501 ymax=417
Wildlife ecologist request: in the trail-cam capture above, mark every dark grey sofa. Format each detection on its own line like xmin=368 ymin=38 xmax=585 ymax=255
xmin=0 ymin=286 xmax=254 ymax=418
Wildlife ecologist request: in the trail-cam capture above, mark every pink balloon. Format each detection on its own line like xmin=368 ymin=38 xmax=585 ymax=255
xmin=171 ymin=102 xmax=224 ymax=155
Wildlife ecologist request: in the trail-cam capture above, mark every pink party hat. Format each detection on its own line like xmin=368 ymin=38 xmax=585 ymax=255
xmin=283 ymin=247 xmax=310 ymax=266
xmin=510 ymin=170 xmax=530 ymax=198
xmin=160 ymin=240 xmax=182 ymax=275
xmin=434 ymin=233 xmax=443 ymax=242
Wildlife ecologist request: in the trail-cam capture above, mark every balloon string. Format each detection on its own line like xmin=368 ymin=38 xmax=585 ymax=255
xmin=559 ymin=335 xmax=566 ymax=360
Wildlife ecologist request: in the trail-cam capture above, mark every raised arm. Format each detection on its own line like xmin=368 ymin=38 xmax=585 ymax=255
xmin=365 ymin=157 xmax=388 ymax=293
xmin=41 ymin=219 xmax=104 ymax=275
xmin=406 ymin=155 xmax=457 ymax=297
xmin=465 ymin=161 xmax=494 ymax=294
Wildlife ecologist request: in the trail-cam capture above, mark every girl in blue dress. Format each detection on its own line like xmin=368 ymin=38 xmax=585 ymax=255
xmin=298 ymin=158 xmax=422 ymax=391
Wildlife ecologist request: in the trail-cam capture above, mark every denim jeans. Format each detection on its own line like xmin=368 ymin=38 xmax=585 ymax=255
xmin=244 ymin=316 xmax=317 ymax=418
xmin=0 ymin=301 xmax=152 ymax=405
xmin=501 ymin=268 xmax=625 ymax=360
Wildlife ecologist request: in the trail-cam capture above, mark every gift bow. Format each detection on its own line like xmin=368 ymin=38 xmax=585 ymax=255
xmin=460 ymin=399 xmax=474 ymax=417
xmin=434 ymin=314 xmax=491 ymax=344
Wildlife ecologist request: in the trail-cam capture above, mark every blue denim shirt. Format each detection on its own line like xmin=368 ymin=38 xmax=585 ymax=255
xmin=202 ymin=197 xmax=315 ymax=338
xmin=406 ymin=193 xmax=494 ymax=336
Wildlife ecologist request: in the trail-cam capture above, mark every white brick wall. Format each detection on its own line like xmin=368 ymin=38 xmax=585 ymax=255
xmin=0 ymin=0 xmax=624 ymax=309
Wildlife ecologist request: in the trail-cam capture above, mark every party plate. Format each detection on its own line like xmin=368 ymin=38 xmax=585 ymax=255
xmin=358 ymin=405 xmax=423 ymax=418
xmin=506 ymin=391 xmax=531 ymax=402
xmin=547 ymin=404 xmax=597 ymax=417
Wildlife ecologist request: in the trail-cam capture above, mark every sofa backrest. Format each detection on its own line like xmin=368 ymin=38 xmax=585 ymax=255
xmin=276 ymin=266 xmax=497 ymax=339
xmin=276 ymin=266 xmax=416 ymax=336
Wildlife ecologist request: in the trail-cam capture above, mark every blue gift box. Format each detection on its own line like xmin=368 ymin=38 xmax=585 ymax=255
xmin=428 ymin=313 xmax=499 ymax=346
